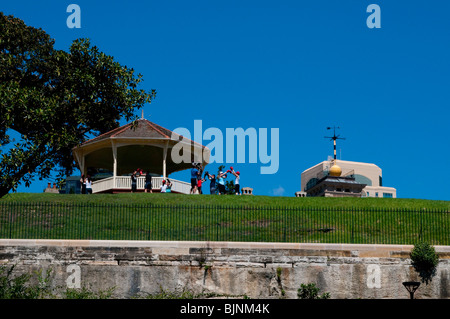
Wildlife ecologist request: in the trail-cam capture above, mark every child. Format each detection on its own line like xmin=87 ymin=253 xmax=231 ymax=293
xmin=197 ymin=176 xmax=206 ymax=194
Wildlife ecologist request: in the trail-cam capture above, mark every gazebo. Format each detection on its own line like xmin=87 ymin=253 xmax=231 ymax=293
xmin=72 ymin=118 xmax=210 ymax=193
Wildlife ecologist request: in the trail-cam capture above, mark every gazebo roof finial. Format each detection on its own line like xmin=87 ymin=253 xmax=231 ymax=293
xmin=141 ymin=109 xmax=144 ymax=119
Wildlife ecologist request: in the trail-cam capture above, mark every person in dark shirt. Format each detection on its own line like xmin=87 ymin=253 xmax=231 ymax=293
xmin=131 ymin=171 xmax=137 ymax=193
xmin=145 ymin=171 xmax=152 ymax=193
xmin=205 ymin=172 xmax=217 ymax=195
xmin=190 ymin=163 xmax=199 ymax=194
xmin=80 ymin=174 xmax=86 ymax=194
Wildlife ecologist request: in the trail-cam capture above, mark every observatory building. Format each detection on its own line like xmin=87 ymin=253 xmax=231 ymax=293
xmin=295 ymin=127 xmax=397 ymax=198
xmin=297 ymin=158 xmax=397 ymax=198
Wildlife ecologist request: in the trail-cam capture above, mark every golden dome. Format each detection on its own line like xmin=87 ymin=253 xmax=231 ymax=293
xmin=329 ymin=164 xmax=342 ymax=177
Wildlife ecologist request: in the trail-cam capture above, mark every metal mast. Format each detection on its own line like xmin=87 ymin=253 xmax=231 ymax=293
xmin=324 ymin=126 xmax=345 ymax=161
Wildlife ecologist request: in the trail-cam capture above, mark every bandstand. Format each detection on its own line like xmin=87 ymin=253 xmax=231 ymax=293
xmin=72 ymin=118 xmax=210 ymax=194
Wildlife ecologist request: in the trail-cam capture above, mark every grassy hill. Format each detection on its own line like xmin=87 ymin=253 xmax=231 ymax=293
xmin=1 ymin=193 xmax=449 ymax=245
xmin=2 ymin=192 xmax=449 ymax=210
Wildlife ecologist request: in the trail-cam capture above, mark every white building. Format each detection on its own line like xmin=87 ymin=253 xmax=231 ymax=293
xmin=299 ymin=159 xmax=396 ymax=198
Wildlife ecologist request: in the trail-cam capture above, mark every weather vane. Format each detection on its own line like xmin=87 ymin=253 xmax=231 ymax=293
xmin=324 ymin=126 xmax=345 ymax=161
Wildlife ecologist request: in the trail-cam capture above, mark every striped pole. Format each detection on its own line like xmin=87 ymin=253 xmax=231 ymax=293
xmin=325 ymin=126 xmax=345 ymax=161
xmin=334 ymin=139 xmax=337 ymax=160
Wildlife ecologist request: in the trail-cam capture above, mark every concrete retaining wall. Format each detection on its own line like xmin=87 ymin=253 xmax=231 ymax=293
xmin=1 ymin=239 xmax=449 ymax=299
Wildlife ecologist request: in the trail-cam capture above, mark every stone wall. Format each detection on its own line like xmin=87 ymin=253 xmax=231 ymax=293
xmin=0 ymin=239 xmax=449 ymax=299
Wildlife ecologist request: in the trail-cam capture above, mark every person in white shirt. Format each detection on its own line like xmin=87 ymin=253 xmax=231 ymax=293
xmin=160 ymin=180 xmax=167 ymax=193
xmin=85 ymin=175 xmax=93 ymax=194
xmin=230 ymin=167 xmax=241 ymax=195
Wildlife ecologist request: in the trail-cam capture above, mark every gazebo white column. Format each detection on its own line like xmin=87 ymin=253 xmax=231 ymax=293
xmin=162 ymin=140 xmax=169 ymax=179
xmin=111 ymin=140 xmax=118 ymax=188
xmin=74 ymin=151 xmax=86 ymax=176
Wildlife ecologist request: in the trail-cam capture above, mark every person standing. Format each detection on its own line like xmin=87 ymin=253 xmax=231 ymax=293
xmin=217 ymin=171 xmax=227 ymax=195
xmin=206 ymin=173 xmax=217 ymax=195
xmin=145 ymin=171 xmax=152 ymax=193
xmin=197 ymin=176 xmax=206 ymax=194
xmin=131 ymin=171 xmax=137 ymax=193
xmin=230 ymin=168 xmax=241 ymax=195
xmin=190 ymin=163 xmax=199 ymax=194
xmin=85 ymin=175 xmax=93 ymax=194
xmin=80 ymin=174 xmax=86 ymax=194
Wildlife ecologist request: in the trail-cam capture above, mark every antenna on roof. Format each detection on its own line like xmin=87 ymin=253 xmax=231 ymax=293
xmin=324 ymin=126 xmax=345 ymax=161
xmin=141 ymin=109 xmax=144 ymax=119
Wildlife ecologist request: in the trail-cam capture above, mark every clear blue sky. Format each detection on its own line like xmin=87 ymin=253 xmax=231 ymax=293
xmin=3 ymin=1 xmax=450 ymax=200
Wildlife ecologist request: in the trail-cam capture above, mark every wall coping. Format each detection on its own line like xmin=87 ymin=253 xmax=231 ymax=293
xmin=1 ymin=239 xmax=449 ymax=253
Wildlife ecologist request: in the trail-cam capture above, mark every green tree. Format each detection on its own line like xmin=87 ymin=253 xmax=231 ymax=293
xmin=410 ymin=241 xmax=439 ymax=285
xmin=225 ymin=180 xmax=235 ymax=195
xmin=0 ymin=13 xmax=155 ymax=197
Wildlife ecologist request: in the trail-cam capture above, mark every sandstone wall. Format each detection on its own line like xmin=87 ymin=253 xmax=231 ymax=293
xmin=1 ymin=239 xmax=449 ymax=299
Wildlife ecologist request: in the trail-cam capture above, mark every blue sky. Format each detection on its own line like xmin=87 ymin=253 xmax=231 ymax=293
xmin=2 ymin=1 xmax=450 ymax=200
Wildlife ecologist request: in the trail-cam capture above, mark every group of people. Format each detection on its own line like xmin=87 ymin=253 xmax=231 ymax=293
xmin=84 ymin=165 xmax=241 ymax=195
xmin=79 ymin=175 xmax=93 ymax=194
xmin=131 ymin=168 xmax=172 ymax=193
xmin=190 ymin=163 xmax=241 ymax=195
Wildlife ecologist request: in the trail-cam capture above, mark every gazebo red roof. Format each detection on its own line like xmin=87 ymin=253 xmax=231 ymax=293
xmin=80 ymin=118 xmax=206 ymax=148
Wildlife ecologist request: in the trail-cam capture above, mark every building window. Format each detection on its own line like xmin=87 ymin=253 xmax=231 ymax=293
xmin=375 ymin=192 xmax=379 ymax=197
xmin=383 ymin=193 xmax=393 ymax=198
xmin=305 ymin=178 xmax=318 ymax=191
xmin=366 ymin=192 xmax=370 ymax=197
xmin=354 ymin=174 xmax=372 ymax=186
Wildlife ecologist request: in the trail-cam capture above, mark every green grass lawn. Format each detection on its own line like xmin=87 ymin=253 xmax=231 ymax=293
xmin=1 ymin=193 xmax=449 ymax=245
xmin=2 ymin=192 xmax=449 ymax=209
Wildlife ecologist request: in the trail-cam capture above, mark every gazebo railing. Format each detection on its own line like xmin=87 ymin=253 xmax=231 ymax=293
xmin=169 ymin=179 xmax=191 ymax=194
xmin=92 ymin=176 xmax=191 ymax=194
xmin=92 ymin=176 xmax=114 ymax=193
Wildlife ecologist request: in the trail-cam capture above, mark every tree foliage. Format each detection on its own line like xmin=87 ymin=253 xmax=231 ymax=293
xmin=410 ymin=241 xmax=439 ymax=284
xmin=0 ymin=264 xmax=53 ymax=299
xmin=0 ymin=13 xmax=155 ymax=197
xmin=297 ymin=283 xmax=330 ymax=299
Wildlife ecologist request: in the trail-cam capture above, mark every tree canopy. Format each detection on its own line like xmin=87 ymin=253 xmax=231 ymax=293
xmin=0 ymin=12 xmax=156 ymax=197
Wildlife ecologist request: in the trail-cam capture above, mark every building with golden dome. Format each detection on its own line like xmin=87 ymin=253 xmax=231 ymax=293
xmin=298 ymin=158 xmax=397 ymax=198
xmin=295 ymin=127 xmax=397 ymax=198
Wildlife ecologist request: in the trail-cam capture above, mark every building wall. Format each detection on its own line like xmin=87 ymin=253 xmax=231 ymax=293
xmin=364 ymin=186 xmax=397 ymax=198
xmin=1 ymin=239 xmax=449 ymax=299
